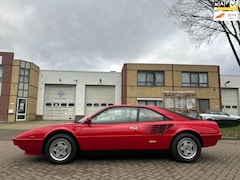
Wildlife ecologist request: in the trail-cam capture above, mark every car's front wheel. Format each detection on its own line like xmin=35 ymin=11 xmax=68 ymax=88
xmin=45 ymin=133 xmax=78 ymax=164
xmin=171 ymin=133 xmax=201 ymax=163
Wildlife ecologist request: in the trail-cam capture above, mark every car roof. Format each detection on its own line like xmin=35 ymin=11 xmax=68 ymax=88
xmin=109 ymin=104 xmax=161 ymax=110
xmin=105 ymin=104 xmax=193 ymax=120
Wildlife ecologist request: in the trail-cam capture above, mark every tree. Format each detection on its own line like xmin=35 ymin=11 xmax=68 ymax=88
xmin=168 ymin=0 xmax=240 ymax=66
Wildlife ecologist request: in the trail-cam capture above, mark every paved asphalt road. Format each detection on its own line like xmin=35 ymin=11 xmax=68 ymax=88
xmin=0 ymin=121 xmax=240 ymax=180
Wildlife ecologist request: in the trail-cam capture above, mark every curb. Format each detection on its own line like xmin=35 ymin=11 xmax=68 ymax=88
xmin=222 ymin=137 xmax=240 ymax=140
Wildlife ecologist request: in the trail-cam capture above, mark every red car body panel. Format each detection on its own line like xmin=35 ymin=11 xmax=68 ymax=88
xmin=13 ymin=105 xmax=222 ymax=156
xmin=76 ymin=122 xmax=141 ymax=150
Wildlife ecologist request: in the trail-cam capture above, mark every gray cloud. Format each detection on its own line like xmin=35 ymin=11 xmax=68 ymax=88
xmin=0 ymin=0 xmax=239 ymax=74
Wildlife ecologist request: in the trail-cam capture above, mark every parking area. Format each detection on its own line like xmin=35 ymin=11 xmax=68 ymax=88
xmin=0 ymin=139 xmax=239 ymax=180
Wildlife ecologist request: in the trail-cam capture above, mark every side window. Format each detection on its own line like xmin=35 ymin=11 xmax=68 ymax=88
xmin=91 ymin=107 xmax=138 ymax=124
xmin=139 ymin=108 xmax=167 ymax=122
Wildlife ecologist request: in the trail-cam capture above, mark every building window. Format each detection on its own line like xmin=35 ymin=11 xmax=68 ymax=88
xmin=0 ymin=66 xmax=2 ymax=96
xmin=18 ymin=61 xmax=30 ymax=97
xmin=69 ymin=103 xmax=75 ymax=107
xmin=138 ymin=99 xmax=163 ymax=107
xmin=137 ymin=71 xmax=164 ymax=86
xmin=94 ymin=103 xmax=99 ymax=107
xmin=182 ymin=72 xmax=208 ymax=87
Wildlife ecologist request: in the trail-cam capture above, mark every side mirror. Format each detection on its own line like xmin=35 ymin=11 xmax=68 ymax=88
xmin=84 ymin=117 xmax=92 ymax=125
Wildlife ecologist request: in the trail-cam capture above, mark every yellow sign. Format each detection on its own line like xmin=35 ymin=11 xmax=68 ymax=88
xmin=214 ymin=0 xmax=239 ymax=21
xmin=216 ymin=6 xmax=238 ymax=11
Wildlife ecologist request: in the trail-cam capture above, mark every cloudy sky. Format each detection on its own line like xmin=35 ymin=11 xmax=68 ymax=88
xmin=0 ymin=0 xmax=239 ymax=75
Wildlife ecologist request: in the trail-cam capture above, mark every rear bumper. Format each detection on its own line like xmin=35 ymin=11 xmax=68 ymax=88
xmin=201 ymin=133 xmax=222 ymax=147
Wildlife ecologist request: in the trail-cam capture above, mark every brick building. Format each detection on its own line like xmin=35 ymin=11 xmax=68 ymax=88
xmin=2 ymin=52 xmax=236 ymax=122
xmin=122 ymin=63 xmax=221 ymax=113
xmin=0 ymin=52 xmax=39 ymax=122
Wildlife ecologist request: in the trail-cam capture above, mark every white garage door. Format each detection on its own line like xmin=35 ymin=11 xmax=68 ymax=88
xmin=43 ymin=85 xmax=76 ymax=120
xmin=85 ymin=85 xmax=115 ymax=116
xmin=221 ymin=88 xmax=239 ymax=115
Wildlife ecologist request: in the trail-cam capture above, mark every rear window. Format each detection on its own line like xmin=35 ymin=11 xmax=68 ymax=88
xmin=162 ymin=108 xmax=196 ymax=120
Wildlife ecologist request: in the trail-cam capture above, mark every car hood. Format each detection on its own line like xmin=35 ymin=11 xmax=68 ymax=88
xmin=13 ymin=123 xmax=79 ymax=140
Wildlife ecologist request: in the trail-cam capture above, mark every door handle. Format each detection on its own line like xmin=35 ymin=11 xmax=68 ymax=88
xmin=129 ymin=126 xmax=138 ymax=130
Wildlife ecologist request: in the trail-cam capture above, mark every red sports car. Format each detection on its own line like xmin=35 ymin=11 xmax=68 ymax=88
xmin=13 ymin=105 xmax=222 ymax=164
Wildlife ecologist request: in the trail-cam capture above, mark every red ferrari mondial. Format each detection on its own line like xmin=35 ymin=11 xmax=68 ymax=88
xmin=13 ymin=105 xmax=222 ymax=164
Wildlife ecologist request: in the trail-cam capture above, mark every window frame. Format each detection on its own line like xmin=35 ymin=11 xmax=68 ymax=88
xmin=91 ymin=107 xmax=169 ymax=124
xmin=91 ymin=107 xmax=138 ymax=124
xmin=138 ymin=107 xmax=169 ymax=122
xmin=138 ymin=99 xmax=163 ymax=108
xmin=18 ymin=61 xmax=30 ymax=97
xmin=137 ymin=70 xmax=164 ymax=87
xmin=182 ymin=72 xmax=208 ymax=87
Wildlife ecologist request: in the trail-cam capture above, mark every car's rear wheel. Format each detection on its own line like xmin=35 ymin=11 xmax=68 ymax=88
xmin=45 ymin=133 xmax=78 ymax=164
xmin=171 ymin=133 xmax=201 ymax=163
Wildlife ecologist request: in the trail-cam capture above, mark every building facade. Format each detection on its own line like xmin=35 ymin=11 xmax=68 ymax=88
xmin=122 ymin=63 xmax=221 ymax=114
xmin=36 ymin=70 xmax=121 ymax=120
xmin=1 ymin=51 xmax=239 ymax=122
xmin=0 ymin=52 xmax=39 ymax=122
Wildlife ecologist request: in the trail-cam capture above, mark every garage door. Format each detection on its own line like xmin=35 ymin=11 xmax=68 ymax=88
xmin=221 ymin=88 xmax=239 ymax=115
xmin=43 ymin=85 xmax=76 ymax=120
xmin=85 ymin=85 xmax=115 ymax=116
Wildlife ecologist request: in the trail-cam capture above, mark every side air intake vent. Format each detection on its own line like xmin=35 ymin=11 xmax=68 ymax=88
xmin=151 ymin=124 xmax=173 ymax=134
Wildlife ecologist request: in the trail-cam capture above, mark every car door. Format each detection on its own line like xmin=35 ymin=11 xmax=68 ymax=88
xmin=136 ymin=107 xmax=172 ymax=150
xmin=77 ymin=107 xmax=141 ymax=150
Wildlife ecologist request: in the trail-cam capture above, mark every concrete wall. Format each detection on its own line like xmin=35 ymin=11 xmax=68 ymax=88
xmin=221 ymin=75 xmax=240 ymax=115
xmin=37 ymin=70 xmax=121 ymax=119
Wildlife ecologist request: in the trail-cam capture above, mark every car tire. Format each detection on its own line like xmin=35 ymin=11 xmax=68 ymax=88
xmin=45 ymin=133 xmax=78 ymax=164
xmin=171 ymin=133 xmax=201 ymax=163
